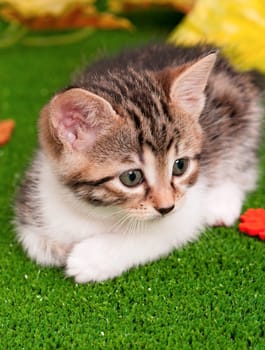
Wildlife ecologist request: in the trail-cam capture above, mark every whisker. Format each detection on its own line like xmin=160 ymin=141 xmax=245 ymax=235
xmin=108 ymin=207 xmax=150 ymax=236
xmin=86 ymin=206 xmax=115 ymax=220
xmin=125 ymin=216 xmax=136 ymax=237
xmin=110 ymin=210 xmax=142 ymax=235
xmin=131 ymin=219 xmax=136 ymax=236
xmin=131 ymin=217 xmax=137 ymax=236
xmin=109 ymin=213 xmax=131 ymax=233
xmin=111 ymin=208 xmax=128 ymax=217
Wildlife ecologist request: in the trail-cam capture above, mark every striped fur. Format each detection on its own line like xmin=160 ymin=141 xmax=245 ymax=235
xmin=14 ymin=43 xmax=264 ymax=282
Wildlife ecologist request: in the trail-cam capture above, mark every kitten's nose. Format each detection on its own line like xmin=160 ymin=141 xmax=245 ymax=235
xmin=156 ymin=205 xmax=175 ymax=216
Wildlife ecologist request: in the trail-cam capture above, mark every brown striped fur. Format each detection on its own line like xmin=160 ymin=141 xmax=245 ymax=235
xmin=17 ymin=43 xmax=263 ymax=224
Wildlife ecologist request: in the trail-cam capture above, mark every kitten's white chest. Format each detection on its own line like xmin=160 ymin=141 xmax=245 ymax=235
xmin=38 ymin=157 xmax=111 ymax=242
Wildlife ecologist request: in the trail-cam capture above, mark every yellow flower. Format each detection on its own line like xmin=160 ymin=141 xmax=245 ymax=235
xmin=169 ymin=0 xmax=265 ymax=72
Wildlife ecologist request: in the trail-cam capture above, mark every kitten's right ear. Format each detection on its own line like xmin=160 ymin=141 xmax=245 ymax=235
xmin=169 ymin=53 xmax=216 ymax=118
xmin=39 ymin=88 xmax=118 ymax=155
xmin=157 ymin=52 xmax=216 ymax=118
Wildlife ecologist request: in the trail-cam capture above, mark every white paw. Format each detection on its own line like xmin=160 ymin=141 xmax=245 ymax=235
xmin=205 ymin=182 xmax=243 ymax=227
xmin=66 ymin=237 xmax=123 ymax=283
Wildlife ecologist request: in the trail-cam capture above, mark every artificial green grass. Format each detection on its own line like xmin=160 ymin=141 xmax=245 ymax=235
xmin=0 ymin=15 xmax=265 ymax=349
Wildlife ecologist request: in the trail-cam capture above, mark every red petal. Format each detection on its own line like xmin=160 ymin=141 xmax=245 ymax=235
xmin=259 ymin=231 xmax=265 ymax=240
xmin=239 ymin=223 xmax=263 ymax=236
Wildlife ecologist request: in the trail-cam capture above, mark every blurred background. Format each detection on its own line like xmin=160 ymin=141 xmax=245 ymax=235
xmin=0 ymin=0 xmax=265 ymax=70
xmin=1 ymin=1 xmax=265 ymax=349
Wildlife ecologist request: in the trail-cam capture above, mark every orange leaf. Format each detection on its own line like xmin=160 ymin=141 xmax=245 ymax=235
xmin=0 ymin=6 xmax=132 ymax=30
xmin=0 ymin=119 xmax=15 ymax=146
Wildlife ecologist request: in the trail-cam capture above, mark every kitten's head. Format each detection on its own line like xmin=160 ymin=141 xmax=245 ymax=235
xmin=39 ymin=52 xmax=216 ymax=220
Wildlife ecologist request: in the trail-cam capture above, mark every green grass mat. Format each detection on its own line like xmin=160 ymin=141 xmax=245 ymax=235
xmin=0 ymin=16 xmax=265 ymax=349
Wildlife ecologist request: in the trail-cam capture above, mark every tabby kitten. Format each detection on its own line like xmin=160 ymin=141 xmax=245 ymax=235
xmin=15 ymin=44 xmax=263 ymax=283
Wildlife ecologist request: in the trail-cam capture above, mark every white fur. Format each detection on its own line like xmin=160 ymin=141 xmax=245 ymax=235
xmin=66 ymin=180 xmax=206 ymax=282
xmin=204 ymin=181 xmax=244 ymax=227
xmin=17 ymin=150 xmax=258 ymax=282
xmin=17 ymin=155 xmax=207 ymax=282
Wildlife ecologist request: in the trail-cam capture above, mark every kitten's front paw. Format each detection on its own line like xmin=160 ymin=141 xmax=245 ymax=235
xmin=205 ymin=182 xmax=243 ymax=227
xmin=66 ymin=237 xmax=123 ymax=283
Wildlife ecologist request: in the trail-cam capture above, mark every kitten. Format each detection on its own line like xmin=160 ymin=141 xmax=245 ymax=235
xmin=15 ymin=43 xmax=263 ymax=283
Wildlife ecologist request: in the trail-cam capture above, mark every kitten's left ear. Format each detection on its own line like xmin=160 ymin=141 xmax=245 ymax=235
xmin=168 ymin=53 xmax=216 ymax=118
xmin=39 ymin=88 xmax=119 ymax=155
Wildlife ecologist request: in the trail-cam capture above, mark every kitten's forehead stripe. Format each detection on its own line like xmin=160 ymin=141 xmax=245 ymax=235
xmin=85 ymin=66 xmax=176 ymax=157
xmin=166 ymin=137 xmax=174 ymax=151
xmin=128 ymin=109 xmax=142 ymax=129
xmin=160 ymin=99 xmax=172 ymax=122
xmin=107 ymin=87 xmax=123 ymax=102
xmin=145 ymin=140 xmax=157 ymax=153
xmin=90 ymin=85 xmax=123 ymax=105
xmin=127 ymin=69 xmax=158 ymax=95
xmin=149 ymin=97 xmax=161 ymax=118
xmin=138 ymin=131 xmax=144 ymax=146
xmin=110 ymin=75 xmax=129 ymax=96
xmin=137 ymin=149 xmax=144 ymax=164
xmin=127 ymin=94 xmax=156 ymax=122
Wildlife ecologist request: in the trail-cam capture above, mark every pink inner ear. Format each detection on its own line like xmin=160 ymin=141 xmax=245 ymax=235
xmin=61 ymin=112 xmax=80 ymax=143
xmin=49 ymin=88 xmax=118 ymax=152
xmin=61 ymin=111 xmax=83 ymax=143
xmin=57 ymin=107 xmax=98 ymax=151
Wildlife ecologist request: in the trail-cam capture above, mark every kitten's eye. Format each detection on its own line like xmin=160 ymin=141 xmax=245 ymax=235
xmin=119 ymin=169 xmax=144 ymax=187
xmin=173 ymin=158 xmax=189 ymax=176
